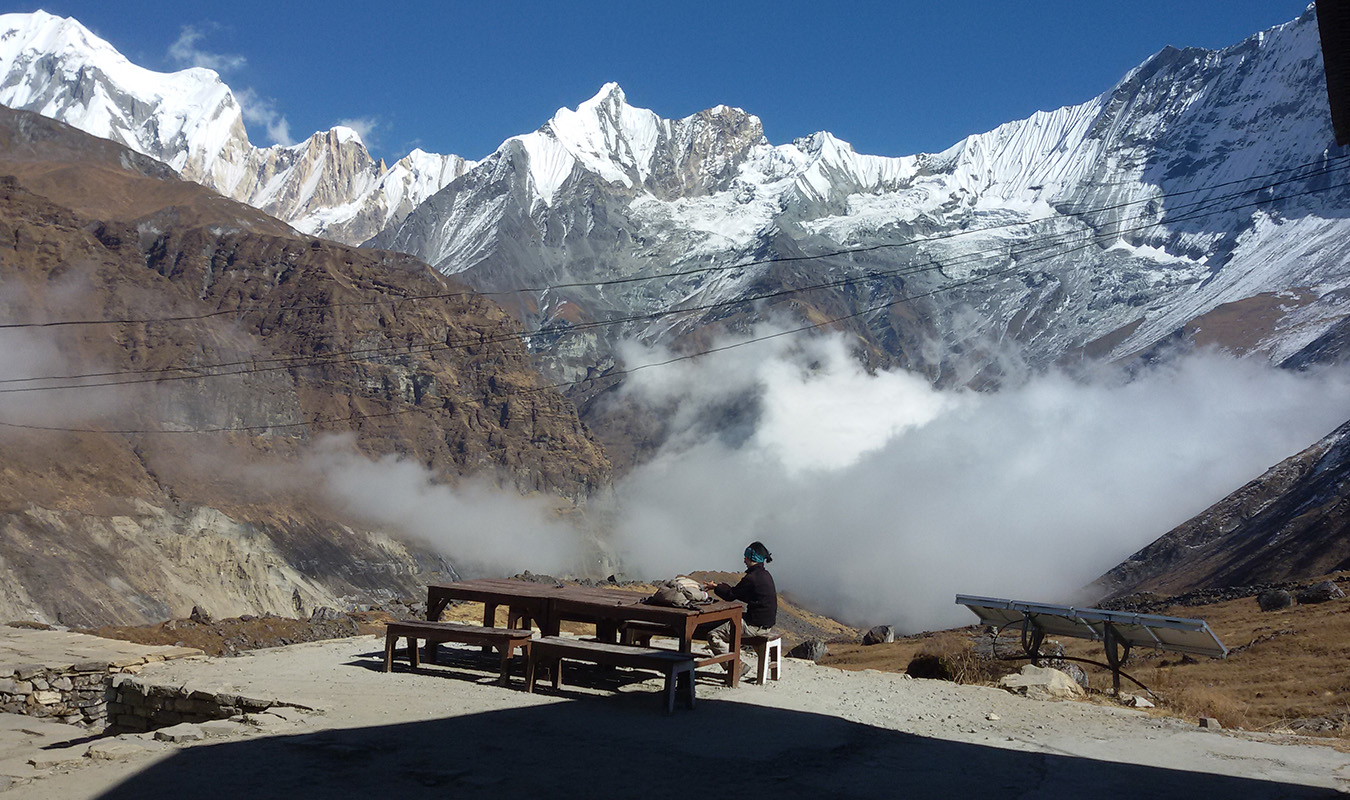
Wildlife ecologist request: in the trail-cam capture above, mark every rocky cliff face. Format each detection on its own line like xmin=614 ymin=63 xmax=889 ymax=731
xmin=1093 ymin=417 xmax=1350 ymax=598
xmin=0 ymin=106 xmax=608 ymax=627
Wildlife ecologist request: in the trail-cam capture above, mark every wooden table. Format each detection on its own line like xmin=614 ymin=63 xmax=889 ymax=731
xmin=427 ymin=579 xmax=745 ymax=687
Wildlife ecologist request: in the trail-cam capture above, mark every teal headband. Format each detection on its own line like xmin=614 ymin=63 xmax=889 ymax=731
xmin=744 ymin=547 xmax=767 ymax=564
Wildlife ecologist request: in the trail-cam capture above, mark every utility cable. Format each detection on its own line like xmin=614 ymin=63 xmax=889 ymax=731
xmin=0 ymin=171 xmax=1344 ymax=432
xmin=2 ymin=166 xmax=1338 ymax=396
xmin=0 ymin=152 xmax=1344 ymax=331
xmin=0 ymin=162 xmax=1340 ymax=392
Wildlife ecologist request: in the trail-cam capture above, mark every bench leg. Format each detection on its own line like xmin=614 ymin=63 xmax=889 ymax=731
xmin=663 ymin=671 xmax=676 ymax=715
xmin=384 ymin=632 xmax=396 ymax=673
xmin=525 ymin=653 xmax=538 ymax=693
xmin=497 ymin=646 xmax=512 ymax=686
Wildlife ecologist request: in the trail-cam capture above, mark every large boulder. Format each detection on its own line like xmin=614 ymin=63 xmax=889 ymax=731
xmin=862 ymin=625 xmax=895 ymax=645
xmin=1295 ymin=581 xmax=1344 ymax=604
xmin=997 ymin=665 xmax=1087 ymax=701
xmin=789 ymin=639 xmax=828 ymax=662
xmin=1257 ymin=590 xmax=1294 ymax=611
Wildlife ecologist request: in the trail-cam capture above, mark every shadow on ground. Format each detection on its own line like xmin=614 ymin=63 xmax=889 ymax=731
xmin=91 ymin=665 xmax=1342 ymax=800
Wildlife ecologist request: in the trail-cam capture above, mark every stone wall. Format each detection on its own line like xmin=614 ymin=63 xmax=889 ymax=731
xmin=0 ymin=661 xmax=118 ymax=728
xmin=0 ymin=659 xmax=294 ymax=734
xmin=107 ymin=676 xmax=295 ymax=733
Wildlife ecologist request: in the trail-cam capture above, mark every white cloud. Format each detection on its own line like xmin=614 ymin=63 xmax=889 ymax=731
xmin=600 ymin=329 xmax=1350 ymax=633
xmin=235 ymin=87 xmax=294 ymax=147
xmin=298 ymin=436 xmax=586 ymax=577
xmin=336 ymin=116 xmax=381 ymax=147
xmin=167 ymin=25 xmax=245 ymax=73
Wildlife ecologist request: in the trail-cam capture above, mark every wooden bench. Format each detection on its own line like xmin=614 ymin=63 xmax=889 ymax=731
xmin=526 ymin=636 xmax=697 ymax=714
xmin=384 ymin=621 xmax=534 ymax=685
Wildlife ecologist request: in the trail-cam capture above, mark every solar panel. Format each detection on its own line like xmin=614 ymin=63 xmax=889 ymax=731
xmin=956 ymin=594 xmax=1228 ymax=659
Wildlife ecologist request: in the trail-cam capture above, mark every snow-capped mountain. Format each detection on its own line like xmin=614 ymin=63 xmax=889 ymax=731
xmin=0 ymin=10 xmax=470 ymax=244
xmin=3 ymin=7 xmax=1347 ymax=392
xmin=371 ymin=6 xmax=1350 ymax=387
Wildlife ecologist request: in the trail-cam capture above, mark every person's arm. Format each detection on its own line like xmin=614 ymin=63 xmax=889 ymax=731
xmin=711 ymin=576 xmax=747 ymax=602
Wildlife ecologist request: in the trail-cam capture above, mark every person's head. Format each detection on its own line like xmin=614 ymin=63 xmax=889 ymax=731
xmin=743 ymin=541 xmax=773 ymax=567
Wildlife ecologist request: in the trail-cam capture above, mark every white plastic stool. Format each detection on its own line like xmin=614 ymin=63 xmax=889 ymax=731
xmin=744 ymin=635 xmax=782 ymax=684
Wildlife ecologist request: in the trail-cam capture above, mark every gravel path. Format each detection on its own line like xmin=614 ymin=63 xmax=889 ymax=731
xmin=4 ymin=635 xmax=1348 ymax=799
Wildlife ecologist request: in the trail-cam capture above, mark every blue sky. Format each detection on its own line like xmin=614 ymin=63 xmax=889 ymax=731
xmin=10 ymin=1 xmax=1316 ymax=162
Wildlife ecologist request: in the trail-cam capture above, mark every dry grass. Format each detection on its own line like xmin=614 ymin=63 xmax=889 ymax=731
xmin=822 ymin=572 xmax=1350 ymax=738
xmin=904 ymin=631 xmax=1003 ymax=684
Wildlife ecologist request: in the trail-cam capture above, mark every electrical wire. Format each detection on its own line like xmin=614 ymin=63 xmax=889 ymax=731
xmin=2 ymin=160 xmax=1343 ymax=393
xmin=0 ymin=162 xmax=1345 ymax=432
xmin=1 ymin=152 xmax=1345 ymax=332
xmin=3 ymin=165 xmax=1340 ymax=397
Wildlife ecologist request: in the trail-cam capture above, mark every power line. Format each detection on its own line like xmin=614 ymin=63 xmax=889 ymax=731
xmin=521 ymin=176 xmax=1350 ymax=393
xmin=3 ymin=164 xmax=1340 ymax=395
xmin=1 ymin=165 xmax=1345 ymax=433
xmin=2 ymin=152 xmax=1345 ymax=331
xmin=0 ymin=406 xmax=425 ymax=435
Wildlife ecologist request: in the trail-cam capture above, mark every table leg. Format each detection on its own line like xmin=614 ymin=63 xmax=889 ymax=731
xmin=678 ymin=622 xmax=694 ymax=654
xmin=480 ymin=602 xmax=500 ymax=653
xmin=542 ymin=600 xmax=561 ymax=638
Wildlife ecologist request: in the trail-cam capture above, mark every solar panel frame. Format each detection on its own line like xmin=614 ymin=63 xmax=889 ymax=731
xmin=956 ymin=594 xmax=1228 ymax=658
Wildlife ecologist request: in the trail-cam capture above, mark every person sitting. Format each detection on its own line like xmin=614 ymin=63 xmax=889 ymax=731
xmin=701 ymin=541 xmax=776 ymax=675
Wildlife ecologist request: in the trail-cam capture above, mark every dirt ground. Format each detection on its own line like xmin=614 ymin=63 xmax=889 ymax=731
xmin=75 ymin=573 xmax=1350 ymax=740
xmin=6 ymin=634 xmax=1350 ymax=800
xmin=822 ymin=572 xmax=1350 ymax=739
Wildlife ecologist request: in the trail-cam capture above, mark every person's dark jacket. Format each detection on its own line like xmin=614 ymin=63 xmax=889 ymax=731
xmin=714 ymin=563 xmax=777 ymax=628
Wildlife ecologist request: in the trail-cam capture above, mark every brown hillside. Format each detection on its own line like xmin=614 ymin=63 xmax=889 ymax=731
xmin=1093 ymin=417 xmax=1350 ymax=599
xmin=0 ymin=106 xmax=609 ymax=627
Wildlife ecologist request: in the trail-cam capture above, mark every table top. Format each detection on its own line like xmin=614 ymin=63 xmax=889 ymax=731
xmin=429 ymin=578 xmax=741 ymax=617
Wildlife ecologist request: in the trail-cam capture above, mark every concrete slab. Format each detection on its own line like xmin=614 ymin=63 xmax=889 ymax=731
xmin=0 ymin=627 xmax=201 ymax=672
xmin=153 ymin=723 xmax=203 ymax=744
xmin=86 ymin=739 xmax=162 ymax=761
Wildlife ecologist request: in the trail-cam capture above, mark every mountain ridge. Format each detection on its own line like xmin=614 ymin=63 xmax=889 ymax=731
xmin=0 ymin=10 xmax=472 ymax=245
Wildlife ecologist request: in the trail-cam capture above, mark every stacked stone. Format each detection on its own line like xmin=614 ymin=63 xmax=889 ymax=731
xmin=108 ymin=676 xmax=278 ymax=733
xmin=0 ymin=661 xmax=112 ymax=727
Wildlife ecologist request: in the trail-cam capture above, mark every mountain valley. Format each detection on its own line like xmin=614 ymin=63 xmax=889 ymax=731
xmin=0 ymin=6 xmax=1346 ymax=629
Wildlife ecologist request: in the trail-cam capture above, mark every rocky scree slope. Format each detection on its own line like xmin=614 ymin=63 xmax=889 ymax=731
xmin=0 ymin=106 xmax=608 ymax=627
xmin=1094 ymin=416 xmax=1350 ymax=599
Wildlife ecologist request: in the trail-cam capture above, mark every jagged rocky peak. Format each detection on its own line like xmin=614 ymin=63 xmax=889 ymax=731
xmin=372 ymin=5 xmax=1349 ymax=397
xmin=514 ymin=82 xmax=767 ymax=203
xmin=0 ymin=10 xmax=470 ymax=246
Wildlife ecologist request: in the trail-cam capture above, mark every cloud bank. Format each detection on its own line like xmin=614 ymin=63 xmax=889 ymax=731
xmin=600 ymin=329 xmax=1350 ymax=632
xmin=299 ymin=436 xmax=585 ymax=578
